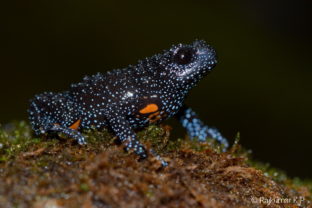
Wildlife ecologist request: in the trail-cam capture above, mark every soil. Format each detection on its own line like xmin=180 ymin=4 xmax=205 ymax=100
xmin=0 ymin=122 xmax=311 ymax=208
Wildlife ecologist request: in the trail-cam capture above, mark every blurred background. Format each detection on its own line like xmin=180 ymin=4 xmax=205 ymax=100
xmin=1 ymin=0 xmax=311 ymax=178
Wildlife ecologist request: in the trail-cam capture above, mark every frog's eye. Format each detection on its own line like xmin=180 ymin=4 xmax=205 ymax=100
xmin=173 ymin=47 xmax=195 ymax=65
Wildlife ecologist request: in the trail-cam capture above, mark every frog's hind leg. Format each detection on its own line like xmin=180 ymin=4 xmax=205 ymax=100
xmin=28 ymin=92 xmax=86 ymax=145
xmin=42 ymin=123 xmax=87 ymax=145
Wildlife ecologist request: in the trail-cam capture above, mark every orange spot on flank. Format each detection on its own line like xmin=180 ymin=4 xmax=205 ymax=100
xmin=69 ymin=119 xmax=81 ymax=130
xmin=139 ymin=104 xmax=159 ymax=114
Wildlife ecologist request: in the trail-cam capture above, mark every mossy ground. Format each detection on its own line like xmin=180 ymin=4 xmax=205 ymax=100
xmin=0 ymin=121 xmax=311 ymax=208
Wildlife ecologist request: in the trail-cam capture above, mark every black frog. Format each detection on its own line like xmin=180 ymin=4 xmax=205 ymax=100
xmin=28 ymin=40 xmax=228 ymax=166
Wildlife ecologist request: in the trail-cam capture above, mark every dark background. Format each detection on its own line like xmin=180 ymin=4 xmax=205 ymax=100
xmin=1 ymin=0 xmax=311 ymax=178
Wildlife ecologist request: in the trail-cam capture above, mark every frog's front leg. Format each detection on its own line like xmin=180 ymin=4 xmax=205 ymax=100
xmin=176 ymin=106 xmax=229 ymax=151
xmin=107 ymin=113 xmax=168 ymax=166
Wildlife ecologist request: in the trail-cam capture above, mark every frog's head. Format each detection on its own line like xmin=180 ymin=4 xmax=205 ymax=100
xmin=156 ymin=40 xmax=217 ymax=90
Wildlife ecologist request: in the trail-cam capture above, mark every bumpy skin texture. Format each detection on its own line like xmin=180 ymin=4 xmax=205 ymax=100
xmin=28 ymin=40 xmax=228 ymax=166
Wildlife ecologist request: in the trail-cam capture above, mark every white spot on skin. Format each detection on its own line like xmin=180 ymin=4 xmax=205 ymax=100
xmin=121 ymin=91 xmax=134 ymax=100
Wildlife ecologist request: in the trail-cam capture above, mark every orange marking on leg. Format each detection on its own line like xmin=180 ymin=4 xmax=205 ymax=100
xmin=69 ymin=119 xmax=81 ymax=130
xmin=148 ymin=111 xmax=161 ymax=123
xmin=139 ymin=104 xmax=159 ymax=114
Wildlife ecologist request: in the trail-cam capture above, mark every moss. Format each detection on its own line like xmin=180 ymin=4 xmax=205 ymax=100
xmin=80 ymin=183 xmax=90 ymax=192
xmin=0 ymin=121 xmax=311 ymax=207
